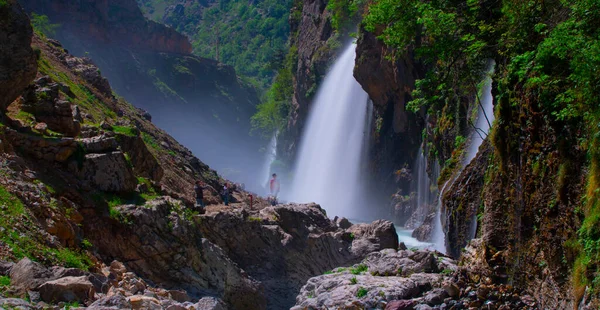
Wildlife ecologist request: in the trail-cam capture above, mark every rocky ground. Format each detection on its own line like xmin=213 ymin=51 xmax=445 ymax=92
xmin=293 ymin=242 xmax=539 ymax=310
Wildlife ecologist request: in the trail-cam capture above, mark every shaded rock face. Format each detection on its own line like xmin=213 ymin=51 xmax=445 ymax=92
xmin=38 ymin=276 xmax=95 ymax=303
xmin=76 ymin=152 xmax=137 ymax=193
xmin=443 ymin=140 xmax=492 ymax=258
xmin=18 ymin=0 xmax=192 ymax=54
xmin=116 ymin=133 xmax=164 ymax=182
xmin=355 ymin=29 xmax=425 ymax=206
xmin=0 ymin=0 xmax=37 ymax=110
xmin=83 ymin=197 xmax=267 ymax=310
xmin=197 ymin=203 xmax=399 ymax=309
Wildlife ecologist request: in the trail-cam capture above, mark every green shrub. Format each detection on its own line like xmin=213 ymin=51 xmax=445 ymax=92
xmin=113 ymin=125 xmax=138 ymax=137
xmin=350 ymin=276 xmax=357 ymax=285
xmin=350 ymin=264 xmax=368 ymax=275
xmin=356 ymin=287 xmax=368 ymax=298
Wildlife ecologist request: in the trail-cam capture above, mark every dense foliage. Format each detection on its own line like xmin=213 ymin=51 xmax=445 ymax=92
xmin=358 ymin=0 xmax=600 ymax=296
xmin=137 ymin=0 xmax=293 ymax=89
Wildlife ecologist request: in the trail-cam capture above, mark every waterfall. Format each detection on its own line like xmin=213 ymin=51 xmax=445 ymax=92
xmin=432 ymin=60 xmax=496 ymax=253
xmin=288 ymin=44 xmax=370 ymax=218
xmin=410 ymin=144 xmax=434 ymax=227
xmin=259 ymin=132 xmax=278 ymax=195
xmin=466 ymin=60 xmax=496 ymax=163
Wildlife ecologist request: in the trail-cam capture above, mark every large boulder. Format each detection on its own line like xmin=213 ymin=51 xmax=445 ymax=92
xmin=79 ymin=134 xmax=118 ymax=154
xmin=38 ymin=276 xmax=95 ymax=303
xmin=0 ymin=0 xmax=38 ymax=111
xmin=9 ymin=258 xmax=54 ymax=294
xmin=78 ymin=151 xmax=137 ymax=192
xmin=292 ymin=248 xmax=457 ymax=310
xmin=116 ymin=133 xmax=163 ymax=182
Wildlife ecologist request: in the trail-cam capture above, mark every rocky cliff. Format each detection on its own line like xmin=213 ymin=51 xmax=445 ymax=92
xmin=0 ymin=3 xmax=401 ymax=309
xmin=278 ymin=0 xmax=342 ymax=164
xmin=18 ymin=0 xmax=266 ymax=187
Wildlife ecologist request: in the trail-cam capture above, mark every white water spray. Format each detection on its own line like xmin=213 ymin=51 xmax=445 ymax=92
xmin=259 ymin=132 xmax=278 ymax=195
xmin=288 ymin=44 xmax=369 ymax=218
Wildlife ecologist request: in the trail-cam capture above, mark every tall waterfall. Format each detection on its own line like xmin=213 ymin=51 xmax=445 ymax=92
xmin=259 ymin=132 xmax=278 ymax=195
xmin=288 ymin=44 xmax=370 ymax=218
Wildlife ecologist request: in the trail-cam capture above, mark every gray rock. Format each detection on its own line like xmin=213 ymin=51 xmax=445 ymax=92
xmin=88 ymin=293 xmax=131 ymax=309
xmin=38 ymin=276 xmax=95 ymax=303
xmin=0 ymin=297 xmax=34 ymax=309
xmin=78 ymin=152 xmax=136 ymax=192
xmin=9 ymin=258 xmax=54 ymax=294
xmin=193 ymin=297 xmax=227 ymax=310
xmin=79 ymin=135 xmax=118 ymax=153
xmin=0 ymin=261 xmax=14 ymax=276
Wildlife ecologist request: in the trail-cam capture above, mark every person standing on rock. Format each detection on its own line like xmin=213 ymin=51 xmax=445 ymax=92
xmin=269 ymin=173 xmax=280 ymax=206
xmin=221 ymin=183 xmax=230 ymax=206
xmin=194 ymin=180 xmax=206 ymax=214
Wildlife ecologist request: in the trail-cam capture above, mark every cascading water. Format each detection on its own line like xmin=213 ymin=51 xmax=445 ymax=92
xmin=410 ymin=144 xmax=434 ymax=227
xmin=466 ymin=60 xmax=496 ymax=163
xmin=259 ymin=132 xmax=278 ymax=195
xmin=432 ymin=60 xmax=496 ymax=253
xmin=288 ymin=44 xmax=369 ymax=218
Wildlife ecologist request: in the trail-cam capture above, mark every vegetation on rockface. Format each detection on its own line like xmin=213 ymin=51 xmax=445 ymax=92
xmin=251 ymin=46 xmax=297 ymax=136
xmin=137 ymin=0 xmax=293 ymax=89
xmin=30 ymin=13 xmax=60 ymax=38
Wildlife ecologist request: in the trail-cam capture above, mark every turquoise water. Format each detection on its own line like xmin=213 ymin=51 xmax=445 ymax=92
xmin=395 ymin=227 xmax=434 ymax=249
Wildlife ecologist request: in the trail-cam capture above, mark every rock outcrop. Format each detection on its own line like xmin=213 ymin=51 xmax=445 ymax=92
xmin=0 ymin=0 xmax=37 ymax=110
xmin=354 ymin=28 xmax=425 ymax=207
xmin=83 ymin=201 xmax=398 ymax=309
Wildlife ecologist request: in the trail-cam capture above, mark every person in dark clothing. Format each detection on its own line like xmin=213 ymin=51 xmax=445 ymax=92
xmin=194 ymin=180 xmax=206 ymax=213
xmin=221 ymin=183 xmax=230 ymax=206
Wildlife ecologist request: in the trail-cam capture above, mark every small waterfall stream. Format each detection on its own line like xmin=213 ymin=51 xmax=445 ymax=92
xmin=259 ymin=132 xmax=278 ymax=195
xmin=288 ymin=44 xmax=370 ymax=218
xmin=433 ymin=61 xmax=496 ymax=253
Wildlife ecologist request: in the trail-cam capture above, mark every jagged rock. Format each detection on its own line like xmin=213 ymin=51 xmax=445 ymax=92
xmin=334 ymin=216 xmax=352 ymax=229
xmin=79 ymin=135 xmax=118 ymax=153
xmin=64 ymin=56 xmax=113 ymax=97
xmin=412 ymin=213 xmax=435 ymax=242
xmin=0 ymin=0 xmax=38 ymax=111
xmin=116 ymin=133 xmax=163 ymax=182
xmin=349 ymin=220 xmax=399 ymax=257
xmin=21 ymin=83 xmax=81 ymax=136
xmin=0 ymin=261 xmax=14 ymax=276
xmin=9 ymin=258 xmax=54 ymax=294
xmin=193 ymin=297 xmax=227 ymax=310
xmin=38 ymin=276 xmax=95 ymax=303
xmin=78 ymin=152 xmax=136 ymax=192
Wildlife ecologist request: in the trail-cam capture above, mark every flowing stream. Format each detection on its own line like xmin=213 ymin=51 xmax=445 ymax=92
xmin=288 ymin=44 xmax=369 ymax=219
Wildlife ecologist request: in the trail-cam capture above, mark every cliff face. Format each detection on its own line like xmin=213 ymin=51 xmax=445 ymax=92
xmin=0 ymin=0 xmax=37 ymax=110
xmin=279 ymin=0 xmax=339 ymax=163
xmin=19 ymin=0 xmax=192 ymax=54
xmin=18 ymin=0 xmax=265 ymax=186
xmin=355 ymin=29 xmax=425 ymax=211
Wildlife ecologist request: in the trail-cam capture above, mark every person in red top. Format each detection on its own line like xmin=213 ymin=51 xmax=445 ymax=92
xmin=269 ymin=173 xmax=280 ymax=205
